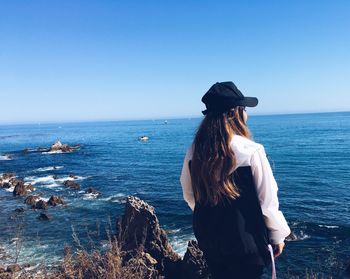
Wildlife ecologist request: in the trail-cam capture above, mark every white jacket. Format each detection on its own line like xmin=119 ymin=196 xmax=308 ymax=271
xmin=180 ymin=134 xmax=291 ymax=245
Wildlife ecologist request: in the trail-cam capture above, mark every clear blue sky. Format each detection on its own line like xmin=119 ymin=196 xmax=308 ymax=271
xmin=0 ymin=0 xmax=349 ymax=124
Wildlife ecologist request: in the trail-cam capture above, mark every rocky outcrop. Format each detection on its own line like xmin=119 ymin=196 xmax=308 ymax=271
xmin=117 ymin=196 xmax=209 ymax=279
xmin=0 ymin=173 xmax=33 ymax=196
xmin=13 ymin=181 xmax=33 ymax=196
xmin=179 ymin=240 xmax=210 ymax=279
xmin=85 ymin=187 xmax=101 ymax=195
xmin=64 ymin=180 xmax=80 ymax=190
xmin=49 ymin=141 xmax=80 ymax=153
xmin=48 ymin=195 xmax=64 ymax=206
xmin=24 ymin=195 xmax=40 ymax=206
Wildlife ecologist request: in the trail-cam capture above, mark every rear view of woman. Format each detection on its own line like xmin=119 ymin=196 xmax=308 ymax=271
xmin=180 ymin=82 xmax=291 ymax=278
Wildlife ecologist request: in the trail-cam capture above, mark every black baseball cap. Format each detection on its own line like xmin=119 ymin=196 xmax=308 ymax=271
xmin=201 ymin=81 xmax=258 ymax=115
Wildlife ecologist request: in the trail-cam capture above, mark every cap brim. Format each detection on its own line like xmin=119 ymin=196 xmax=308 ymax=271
xmin=241 ymin=97 xmax=258 ymax=107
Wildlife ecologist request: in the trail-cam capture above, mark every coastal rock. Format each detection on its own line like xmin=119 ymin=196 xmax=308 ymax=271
xmin=117 ymin=196 xmax=181 ymax=278
xmin=0 ymin=173 xmax=16 ymax=188
xmin=2 ymin=173 xmax=15 ymax=180
xmin=38 ymin=212 xmax=51 ymax=221
xmin=24 ymin=195 xmax=39 ymax=206
xmin=85 ymin=187 xmax=101 ymax=195
xmin=64 ymin=180 xmax=80 ymax=190
xmin=286 ymin=232 xmax=298 ymax=241
xmin=48 ymin=195 xmax=64 ymax=206
xmin=33 ymin=200 xmax=48 ymax=210
xmin=49 ymin=141 xmax=80 ymax=153
xmin=13 ymin=181 xmax=27 ymax=196
xmin=180 ymin=240 xmax=210 ymax=279
xmin=6 ymin=264 xmax=21 ymax=273
xmin=0 ymin=266 xmax=5 ymax=273
xmin=69 ymin=174 xmax=78 ymax=179
xmin=1 ymin=182 xmax=11 ymax=189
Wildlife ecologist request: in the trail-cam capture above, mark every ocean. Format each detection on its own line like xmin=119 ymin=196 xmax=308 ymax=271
xmin=0 ymin=111 xmax=349 ymax=278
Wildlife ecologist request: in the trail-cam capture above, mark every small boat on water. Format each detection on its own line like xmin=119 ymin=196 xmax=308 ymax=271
xmin=139 ymin=136 xmax=149 ymax=141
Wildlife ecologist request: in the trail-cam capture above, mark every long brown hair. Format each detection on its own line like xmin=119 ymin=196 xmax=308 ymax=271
xmin=190 ymin=106 xmax=251 ymax=207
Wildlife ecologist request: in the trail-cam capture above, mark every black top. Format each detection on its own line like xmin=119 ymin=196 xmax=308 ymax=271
xmin=192 ymin=166 xmax=271 ymax=267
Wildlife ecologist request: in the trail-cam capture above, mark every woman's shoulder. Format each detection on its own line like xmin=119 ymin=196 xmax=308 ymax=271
xmin=231 ymin=135 xmax=264 ymax=167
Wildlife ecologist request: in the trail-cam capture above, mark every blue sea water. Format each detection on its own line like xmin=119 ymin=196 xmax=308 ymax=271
xmin=0 ymin=111 xmax=349 ymax=278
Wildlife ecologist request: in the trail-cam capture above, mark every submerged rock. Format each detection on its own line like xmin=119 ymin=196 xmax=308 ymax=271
xmin=38 ymin=212 xmax=51 ymax=221
xmin=33 ymin=200 xmax=48 ymax=210
xmin=14 ymin=208 xmax=25 ymax=213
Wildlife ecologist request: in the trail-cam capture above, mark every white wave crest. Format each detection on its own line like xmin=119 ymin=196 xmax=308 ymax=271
xmin=42 ymin=150 xmax=63 ymax=154
xmin=0 ymin=155 xmax=12 ymax=160
xmin=25 ymin=175 xmax=56 ymax=185
xmin=35 ymin=166 xmax=64 ymax=172
xmin=100 ymin=193 xmax=125 ymax=202
xmin=55 ymin=175 xmax=86 ymax=183
xmin=318 ymin=225 xmax=339 ymax=229
xmin=82 ymin=193 xmax=100 ymax=200
xmin=4 ymin=186 xmax=15 ymax=192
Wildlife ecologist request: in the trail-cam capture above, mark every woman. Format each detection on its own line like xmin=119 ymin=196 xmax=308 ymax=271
xmin=180 ymin=82 xmax=291 ymax=279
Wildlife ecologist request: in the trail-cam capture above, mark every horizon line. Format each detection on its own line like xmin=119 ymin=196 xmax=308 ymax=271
xmin=0 ymin=110 xmax=349 ymax=126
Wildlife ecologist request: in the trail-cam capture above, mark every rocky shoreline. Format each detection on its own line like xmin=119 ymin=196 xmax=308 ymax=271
xmin=0 ymin=195 xmax=209 ymax=279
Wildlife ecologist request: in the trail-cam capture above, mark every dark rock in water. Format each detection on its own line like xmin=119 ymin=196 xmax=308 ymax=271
xmin=117 ymin=196 xmax=181 ymax=278
xmin=24 ymin=195 xmax=39 ymax=206
xmin=13 ymin=181 xmax=27 ymax=196
xmin=33 ymin=200 xmax=48 ymax=210
xmin=38 ymin=212 xmax=51 ymax=221
xmin=1 ymin=182 xmax=11 ymax=189
xmin=53 ymin=175 xmax=58 ymax=180
xmin=63 ymin=180 xmax=80 ymax=190
xmin=180 ymin=240 xmax=210 ymax=279
xmin=85 ymin=187 xmax=101 ymax=195
xmin=14 ymin=208 xmax=25 ymax=213
xmin=69 ymin=174 xmax=78 ymax=179
xmin=285 ymin=231 xmax=298 ymax=241
xmin=6 ymin=264 xmax=21 ymax=273
xmin=48 ymin=195 xmax=64 ymax=206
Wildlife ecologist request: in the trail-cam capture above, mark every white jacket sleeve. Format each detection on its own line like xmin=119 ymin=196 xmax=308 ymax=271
xmin=250 ymin=146 xmax=291 ymax=244
xmin=180 ymin=147 xmax=195 ymax=211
